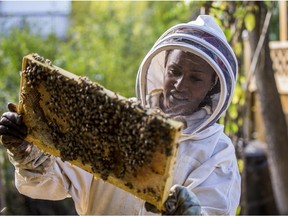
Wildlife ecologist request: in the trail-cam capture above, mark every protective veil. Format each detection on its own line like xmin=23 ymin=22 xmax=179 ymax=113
xmin=11 ymin=15 xmax=241 ymax=215
xmin=136 ymin=15 xmax=237 ymax=136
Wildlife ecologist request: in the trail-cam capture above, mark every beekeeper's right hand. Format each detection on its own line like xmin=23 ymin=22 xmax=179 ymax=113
xmin=0 ymin=103 xmax=32 ymax=159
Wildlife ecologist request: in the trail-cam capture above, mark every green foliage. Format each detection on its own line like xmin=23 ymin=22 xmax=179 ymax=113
xmin=57 ymin=1 xmax=195 ymax=97
xmin=0 ymin=25 xmax=62 ymax=113
xmin=244 ymin=12 xmax=256 ymax=31
xmin=269 ymin=2 xmax=279 ymax=41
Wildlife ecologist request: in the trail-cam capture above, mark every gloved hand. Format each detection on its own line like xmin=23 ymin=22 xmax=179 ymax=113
xmin=145 ymin=185 xmax=201 ymax=215
xmin=164 ymin=185 xmax=201 ymax=215
xmin=0 ymin=103 xmax=31 ymax=159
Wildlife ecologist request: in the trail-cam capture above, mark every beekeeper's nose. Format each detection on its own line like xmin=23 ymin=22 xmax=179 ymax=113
xmin=174 ymin=75 xmax=188 ymax=91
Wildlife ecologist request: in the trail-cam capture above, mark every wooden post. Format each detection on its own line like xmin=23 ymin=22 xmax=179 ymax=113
xmin=279 ymin=1 xmax=287 ymax=41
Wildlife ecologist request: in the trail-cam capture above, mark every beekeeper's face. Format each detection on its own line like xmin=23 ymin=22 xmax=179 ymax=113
xmin=162 ymin=50 xmax=215 ymax=116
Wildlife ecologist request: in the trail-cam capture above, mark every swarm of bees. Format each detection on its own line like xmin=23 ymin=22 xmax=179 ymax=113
xmin=18 ymin=53 xmax=183 ymax=211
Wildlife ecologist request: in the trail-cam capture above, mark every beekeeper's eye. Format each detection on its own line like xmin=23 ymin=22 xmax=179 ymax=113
xmin=189 ymin=74 xmax=202 ymax=82
xmin=167 ymin=66 xmax=182 ymax=77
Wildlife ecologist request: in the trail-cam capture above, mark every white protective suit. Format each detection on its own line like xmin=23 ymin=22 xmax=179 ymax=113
xmin=10 ymin=15 xmax=241 ymax=215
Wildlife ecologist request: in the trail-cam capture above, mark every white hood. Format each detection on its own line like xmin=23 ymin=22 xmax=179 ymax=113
xmin=136 ymin=15 xmax=238 ymax=136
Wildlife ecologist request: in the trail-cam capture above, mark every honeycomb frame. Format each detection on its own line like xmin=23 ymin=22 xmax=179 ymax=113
xmin=18 ymin=53 xmax=183 ymax=211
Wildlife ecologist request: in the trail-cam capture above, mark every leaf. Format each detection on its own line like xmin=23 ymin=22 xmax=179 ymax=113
xmin=230 ymin=122 xmax=239 ymax=133
xmin=244 ymin=13 xmax=256 ymax=31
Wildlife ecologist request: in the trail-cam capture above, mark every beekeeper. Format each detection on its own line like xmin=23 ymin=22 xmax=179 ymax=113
xmin=0 ymin=15 xmax=241 ymax=215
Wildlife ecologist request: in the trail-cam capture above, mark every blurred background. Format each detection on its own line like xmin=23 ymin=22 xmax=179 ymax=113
xmin=0 ymin=1 xmax=288 ymax=215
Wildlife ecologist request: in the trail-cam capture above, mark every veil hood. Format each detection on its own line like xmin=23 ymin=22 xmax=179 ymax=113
xmin=136 ymin=15 xmax=238 ymax=135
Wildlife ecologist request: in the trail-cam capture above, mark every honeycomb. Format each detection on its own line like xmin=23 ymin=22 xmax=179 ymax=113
xmin=18 ymin=53 xmax=183 ymax=211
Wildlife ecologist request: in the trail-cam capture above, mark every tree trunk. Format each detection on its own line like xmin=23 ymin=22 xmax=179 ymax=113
xmin=251 ymin=2 xmax=288 ymax=214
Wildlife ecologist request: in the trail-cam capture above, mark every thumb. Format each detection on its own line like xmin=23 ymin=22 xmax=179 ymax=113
xmin=8 ymin=103 xmax=18 ymax=113
xmin=164 ymin=185 xmax=179 ymax=214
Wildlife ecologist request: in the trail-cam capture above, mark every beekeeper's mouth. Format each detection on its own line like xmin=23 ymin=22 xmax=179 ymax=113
xmin=169 ymin=91 xmax=189 ymax=102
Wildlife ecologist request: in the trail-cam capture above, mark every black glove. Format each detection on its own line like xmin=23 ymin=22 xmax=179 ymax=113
xmin=145 ymin=185 xmax=202 ymax=215
xmin=0 ymin=103 xmax=31 ymax=159
xmin=164 ymin=185 xmax=201 ymax=215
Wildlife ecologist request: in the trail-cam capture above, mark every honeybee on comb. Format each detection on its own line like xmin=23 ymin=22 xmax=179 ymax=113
xmin=18 ymin=53 xmax=183 ymax=211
